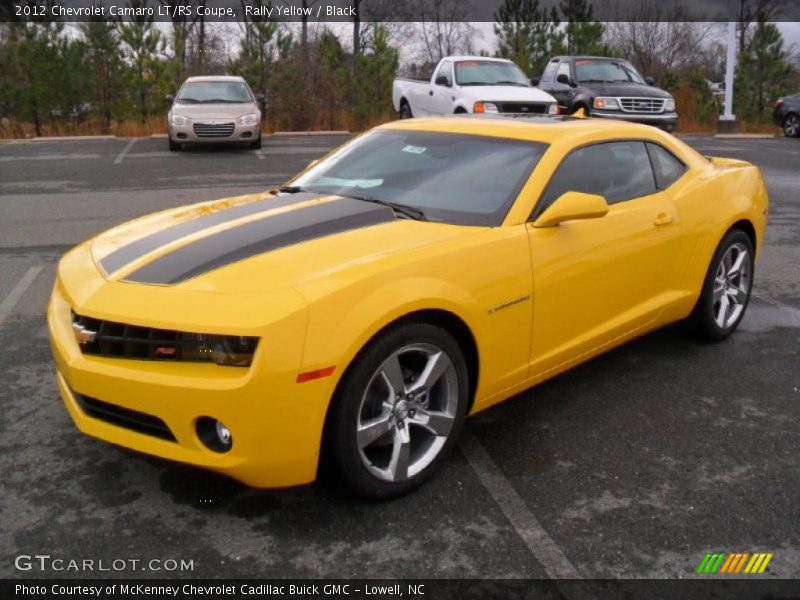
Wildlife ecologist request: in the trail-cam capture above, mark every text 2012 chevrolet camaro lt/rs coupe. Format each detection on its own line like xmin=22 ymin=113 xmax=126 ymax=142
xmin=49 ymin=116 xmax=768 ymax=499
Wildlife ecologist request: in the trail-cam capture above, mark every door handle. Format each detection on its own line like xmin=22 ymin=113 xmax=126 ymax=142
xmin=429 ymin=90 xmax=434 ymax=96
xmin=653 ymin=213 xmax=675 ymax=227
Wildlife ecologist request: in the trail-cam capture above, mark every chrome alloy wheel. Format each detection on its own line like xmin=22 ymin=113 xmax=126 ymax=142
xmin=713 ymin=242 xmax=751 ymax=329
xmin=785 ymin=113 xmax=800 ymax=137
xmin=356 ymin=343 xmax=459 ymax=482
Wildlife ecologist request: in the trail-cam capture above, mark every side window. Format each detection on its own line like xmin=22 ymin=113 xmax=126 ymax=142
xmin=646 ymin=142 xmax=686 ymax=189
xmin=541 ymin=61 xmax=558 ymax=84
xmin=556 ymin=61 xmax=571 ymax=82
xmin=535 ymin=141 xmax=657 ymax=217
xmin=435 ymin=61 xmax=453 ymax=86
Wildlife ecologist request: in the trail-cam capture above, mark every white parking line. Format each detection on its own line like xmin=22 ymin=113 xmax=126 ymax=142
xmin=114 ymin=139 xmax=136 ymax=164
xmin=459 ymin=429 xmax=583 ymax=579
xmin=255 ymin=150 xmax=266 ymax=160
xmin=0 ymin=266 xmax=43 ymax=327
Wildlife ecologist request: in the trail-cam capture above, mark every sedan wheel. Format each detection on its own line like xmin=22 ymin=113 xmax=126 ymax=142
xmin=687 ymin=229 xmax=754 ymax=341
xmin=326 ymin=322 xmax=468 ymax=499
xmin=784 ymin=113 xmax=800 ymax=138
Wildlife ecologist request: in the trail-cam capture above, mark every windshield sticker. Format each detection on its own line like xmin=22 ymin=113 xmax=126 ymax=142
xmin=402 ymin=145 xmax=427 ymax=154
xmin=456 ymin=61 xmax=480 ymax=68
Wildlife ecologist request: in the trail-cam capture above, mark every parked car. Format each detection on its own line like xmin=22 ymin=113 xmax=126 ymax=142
xmin=537 ymin=56 xmax=678 ymax=132
xmin=166 ymin=75 xmax=264 ymax=151
xmin=51 ymin=114 xmax=768 ymax=499
xmin=392 ymin=56 xmax=557 ymax=118
xmin=773 ymin=93 xmax=800 ymax=137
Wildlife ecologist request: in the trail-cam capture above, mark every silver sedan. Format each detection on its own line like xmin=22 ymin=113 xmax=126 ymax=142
xmin=167 ymin=76 xmax=264 ymax=151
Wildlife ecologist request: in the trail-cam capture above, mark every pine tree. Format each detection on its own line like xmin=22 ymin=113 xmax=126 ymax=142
xmin=494 ymin=0 xmax=561 ymax=77
xmin=559 ymin=0 xmax=604 ymax=55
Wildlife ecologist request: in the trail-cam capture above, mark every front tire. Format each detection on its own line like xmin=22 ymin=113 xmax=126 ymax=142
xmin=783 ymin=113 xmax=800 ymax=138
xmin=687 ymin=229 xmax=754 ymax=341
xmin=250 ymin=133 xmax=262 ymax=150
xmin=325 ymin=322 xmax=469 ymax=500
xmin=168 ymin=136 xmax=181 ymax=152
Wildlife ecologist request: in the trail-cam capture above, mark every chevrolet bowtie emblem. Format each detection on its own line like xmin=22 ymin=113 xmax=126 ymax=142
xmin=72 ymin=322 xmax=97 ymax=344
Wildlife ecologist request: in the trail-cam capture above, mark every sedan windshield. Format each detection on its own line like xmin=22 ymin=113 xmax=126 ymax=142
xmin=575 ymin=60 xmax=645 ymax=84
xmin=289 ymin=130 xmax=547 ymax=226
xmin=455 ymin=60 xmax=531 ymax=87
xmin=176 ymin=81 xmax=253 ymax=104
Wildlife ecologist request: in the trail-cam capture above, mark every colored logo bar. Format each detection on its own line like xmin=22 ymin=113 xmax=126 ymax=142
xmin=696 ymin=552 xmax=773 ymax=574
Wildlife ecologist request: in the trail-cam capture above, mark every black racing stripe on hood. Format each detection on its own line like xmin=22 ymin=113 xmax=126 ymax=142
xmin=124 ymin=198 xmax=396 ymax=285
xmin=100 ymin=192 xmax=320 ymax=275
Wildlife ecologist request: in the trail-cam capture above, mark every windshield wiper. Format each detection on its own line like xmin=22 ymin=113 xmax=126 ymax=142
xmin=495 ymin=81 xmax=528 ymax=86
xmin=342 ymin=194 xmax=428 ymax=221
xmin=458 ymin=82 xmax=490 ymax=86
xmin=278 ymin=185 xmax=306 ymax=194
xmin=177 ymin=98 xmax=199 ymax=103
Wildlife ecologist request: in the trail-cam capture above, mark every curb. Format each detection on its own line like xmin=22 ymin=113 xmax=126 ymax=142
xmin=271 ymin=131 xmax=350 ymax=136
xmin=31 ymin=135 xmax=117 ymax=142
xmin=150 ymin=134 xmax=168 ymax=139
xmin=714 ymin=133 xmax=776 ymax=139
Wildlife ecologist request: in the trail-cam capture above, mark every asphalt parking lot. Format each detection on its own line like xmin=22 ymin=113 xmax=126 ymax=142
xmin=0 ymin=132 xmax=798 ymax=580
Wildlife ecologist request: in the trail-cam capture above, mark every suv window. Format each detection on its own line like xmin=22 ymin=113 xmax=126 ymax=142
xmin=646 ymin=143 xmax=686 ymax=189
xmin=541 ymin=61 xmax=558 ymax=84
xmin=435 ymin=61 xmax=453 ymax=86
xmin=535 ymin=141 xmax=657 ymax=217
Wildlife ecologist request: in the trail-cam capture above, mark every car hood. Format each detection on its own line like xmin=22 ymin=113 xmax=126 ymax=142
xmin=170 ymin=102 xmax=258 ymax=120
xmin=578 ymin=82 xmax=672 ymax=99
xmin=89 ymin=191 xmax=482 ymax=296
xmin=458 ymin=85 xmax=556 ymax=104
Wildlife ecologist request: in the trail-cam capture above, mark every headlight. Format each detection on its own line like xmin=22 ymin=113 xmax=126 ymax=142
xmin=237 ymin=113 xmax=259 ymax=125
xmin=664 ymin=98 xmax=676 ymax=112
xmin=593 ymin=97 xmax=620 ymax=110
xmin=548 ymin=103 xmax=559 ymax=115
xmin=181 ymin=334 xmax=259 ymax=367
xmin=170 ymin=114 xmax=189 ymax=127
xmin=473 ymin=102 xmax=499 ymax=114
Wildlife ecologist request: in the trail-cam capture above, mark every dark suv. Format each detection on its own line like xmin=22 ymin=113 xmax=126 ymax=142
xmin=773 ymin=93 xmax=800 ymax=137
xmin=537 ymin=56 xmax=678 ymax=132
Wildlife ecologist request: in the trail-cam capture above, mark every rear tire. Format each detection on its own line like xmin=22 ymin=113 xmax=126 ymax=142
xmin=168 ymin=136 xmax=181 ymax=152
xmin=399 ymin=102 xmax=413 ymax=119
xmin=783 ymin=113 xmax=800 ymax=138
xmin=325 ymin=322 xmax=469 ymax=500
xmin=686 ymin=229 xmax=754 ymax=341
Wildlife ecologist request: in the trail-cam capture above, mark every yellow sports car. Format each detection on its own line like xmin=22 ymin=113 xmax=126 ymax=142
xmin=49 ymin=116 xmax=768 ymax=499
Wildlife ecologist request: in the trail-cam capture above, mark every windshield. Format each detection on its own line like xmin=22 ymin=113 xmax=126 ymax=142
xmin=289 ymin=130 xmax=547 ymax=226
xmin=455 ymin=60 xmax=530 ymax=87
xmin=575 ymin=60 xmax=645 ymax=84
xmin=176 ymin=81 xmax=253 ymax=104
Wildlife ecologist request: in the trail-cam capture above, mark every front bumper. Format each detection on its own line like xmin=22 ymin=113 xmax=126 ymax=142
xmin=168 ymin=121 xmax=261 ymax=143
xmin=47 ymin=264 xmax=335 ymax=489
xmin=591 ymin=110 xmax=679 ymax=130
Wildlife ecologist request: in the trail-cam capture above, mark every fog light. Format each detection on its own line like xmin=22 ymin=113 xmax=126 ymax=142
xmin=197 ymin=417 xmax=233 ymax=453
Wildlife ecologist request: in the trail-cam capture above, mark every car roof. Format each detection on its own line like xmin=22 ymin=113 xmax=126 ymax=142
xmin=445 ymin=56 xmax=515 ymax=63
xmin=184 ymin=75 xmax=247 ymax=82
xmin=380 ymin=114 xmax=670 ymax=146
xmin=551 ymin=56 xmax=628 ymax=62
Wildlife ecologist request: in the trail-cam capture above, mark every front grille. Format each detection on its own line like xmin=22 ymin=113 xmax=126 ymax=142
xmin=193 ymin=122 xmax=235 ymax=138
xmin=498 ymin=102 xmax=549 ymax=114
xmin=74 ymin=392 xmax=176 ymax=442
xmin=72 ymin=312 xmax=211 ymax=362
xmin=619 ymin=97 xmax=665 ymax=113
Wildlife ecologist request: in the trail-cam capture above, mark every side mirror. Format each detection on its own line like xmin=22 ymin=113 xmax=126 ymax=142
xmin=530 ymin=77 xmax=539 ymax=86
xmin=644 ymin=76 xmax=656 ymax=86
xmin=435 ymin=75 xmax=451 ymax=87
xmin=532 ymin=191 xmax=609 ymax=228
xmin=165 ymin=94 xmax=175 ymax=103
xmin=255 ymin=93 xmax=265 ymax=102
xmin=556 ymin=73 xmax=575 ymax=87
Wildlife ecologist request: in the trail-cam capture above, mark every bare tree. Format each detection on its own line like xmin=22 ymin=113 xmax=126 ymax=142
xmin=412 ymin=0 xmax=479 ymax=65
xmin=736 ymin=0 xmax=786 ymax=52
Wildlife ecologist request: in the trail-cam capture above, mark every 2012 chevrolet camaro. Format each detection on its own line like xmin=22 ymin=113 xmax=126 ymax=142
xmin=49 ymin=116 xmax=768 ymax=499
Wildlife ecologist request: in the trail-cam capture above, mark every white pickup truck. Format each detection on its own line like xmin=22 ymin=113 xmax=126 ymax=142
xmin=392 ymin=56 xmax=558 ymax=118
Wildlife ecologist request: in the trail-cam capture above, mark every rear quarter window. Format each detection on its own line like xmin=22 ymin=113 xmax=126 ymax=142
xmin=646 ymin=142 xmax=687 ymax=189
